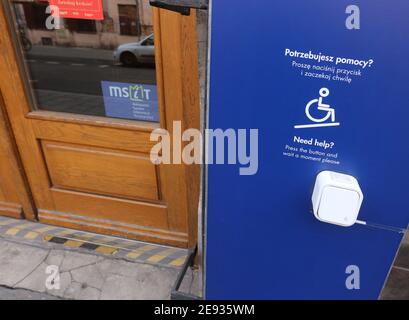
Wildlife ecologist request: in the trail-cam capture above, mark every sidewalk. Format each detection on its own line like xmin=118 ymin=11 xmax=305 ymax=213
xmin=0 ymin=217 xmax=200 ymax=300
xmin=381 ymin=231 xmax=409 ymax=300
xmin=28 ymin=45 xmax=114 ymax=63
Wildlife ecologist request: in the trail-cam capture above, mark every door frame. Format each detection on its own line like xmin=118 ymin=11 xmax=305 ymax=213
xmin=0 ymin=4 xmax=200 ymax=248
xmin=0 ymin=91 xmax=35 ymax=220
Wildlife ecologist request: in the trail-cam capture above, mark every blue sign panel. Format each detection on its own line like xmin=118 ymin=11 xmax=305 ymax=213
xmin=206 ymin=1 xmax=409 ymax=299
xmin=101 ymin=81 xmax=159 ymax=122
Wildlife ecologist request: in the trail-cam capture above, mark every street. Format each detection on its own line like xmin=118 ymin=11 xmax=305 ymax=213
xmin=24 ymin=48 xmax=156 ymax=117
xmin=27 ymin=54 xmax=156 ymax=95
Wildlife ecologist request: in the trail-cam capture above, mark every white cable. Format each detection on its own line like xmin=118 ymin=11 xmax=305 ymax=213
xmin=355 ymin=220 xmax=405 ymax=234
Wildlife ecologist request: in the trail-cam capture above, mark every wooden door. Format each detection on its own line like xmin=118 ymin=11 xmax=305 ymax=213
xmin=0 ymin=1 xmax=200 ymax=248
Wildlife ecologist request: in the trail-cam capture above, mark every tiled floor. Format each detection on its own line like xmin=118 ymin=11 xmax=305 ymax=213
xmin=0 ymin=216 xmax=200 ymax=300
xmin=381 ymin=231 xmax=409 ymax=300
xmin=0 ymin=216 xmax=188 ymax=268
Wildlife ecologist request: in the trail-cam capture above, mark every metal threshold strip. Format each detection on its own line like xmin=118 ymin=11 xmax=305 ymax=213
xmin=171 ymin=247 xmax=202 ymax=300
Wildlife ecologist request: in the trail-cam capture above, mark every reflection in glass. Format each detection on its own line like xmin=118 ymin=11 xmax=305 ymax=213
xmin=9 ymin=0 xmax=158 ymax=122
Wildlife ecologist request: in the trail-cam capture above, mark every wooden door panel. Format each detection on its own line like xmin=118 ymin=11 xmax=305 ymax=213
xmin=38 ymin=206 xmax=188 ymax=247
xmin=0 ymin=202 xmax=22 ymax=218
xmin=41 ymin=140 xmax=160 ymax=202
xmin=0 ymin=187 xmax=5 ymax=201
xmin=39 ymin=190 xmax=188 ymax=246
xmin=32 ymin=117 xmax=157 ymax=154
xmin=49 ymin=188 xmax=169 ymax=229
xmin=0 ymin=4 xmax=200 ymax=248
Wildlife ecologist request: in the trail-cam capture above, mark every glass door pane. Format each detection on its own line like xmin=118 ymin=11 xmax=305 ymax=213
xmin=7 ymin=0 xmax=159 ymax=122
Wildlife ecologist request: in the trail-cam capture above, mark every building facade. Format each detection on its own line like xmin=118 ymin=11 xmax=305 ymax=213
xmin=14 ymin=0 xmax=153 ymax=49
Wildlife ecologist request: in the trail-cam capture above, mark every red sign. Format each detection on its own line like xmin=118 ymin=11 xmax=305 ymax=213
xmin=49 ymin=0 xmax=104 ymax=21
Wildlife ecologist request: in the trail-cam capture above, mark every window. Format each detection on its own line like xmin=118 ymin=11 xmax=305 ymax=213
xmin=66 ymin=19 xmax=97 ymax=34
xmin=118 ymin=5 xmax=140 ymax=36
xmin=21 ymin=3 xmax=49 ymax=30
xmin=142 ymin=35 xmax=154 ymax=46
xmin=8 ymin=0 xmax=158 ymax=122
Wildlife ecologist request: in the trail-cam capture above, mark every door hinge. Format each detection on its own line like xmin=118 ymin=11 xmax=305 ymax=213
xmin=149 ymin=0 xmax=208 ymax=16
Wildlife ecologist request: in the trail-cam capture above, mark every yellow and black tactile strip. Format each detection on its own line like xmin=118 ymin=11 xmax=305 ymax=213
xmin=0 ymin=216 xmax=187 ymax=268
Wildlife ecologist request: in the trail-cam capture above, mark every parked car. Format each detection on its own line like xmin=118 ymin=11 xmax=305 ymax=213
xmin=113 ymin=34 xmax=155 ymax=66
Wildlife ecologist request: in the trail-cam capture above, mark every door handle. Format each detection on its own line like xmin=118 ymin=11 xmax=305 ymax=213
xmin=149 ymin=0 xmax=209 ymax=16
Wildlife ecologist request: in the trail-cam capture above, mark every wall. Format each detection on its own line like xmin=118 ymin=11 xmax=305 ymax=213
xmin=196 ymin=8 xmax=208 ymax=296
xmin=20 ymin=0 xmax=153 ymax=49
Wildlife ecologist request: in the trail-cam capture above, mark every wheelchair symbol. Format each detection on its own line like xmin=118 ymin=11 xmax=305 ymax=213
xmin=295 ymin=88 xmax=340 ymax=129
